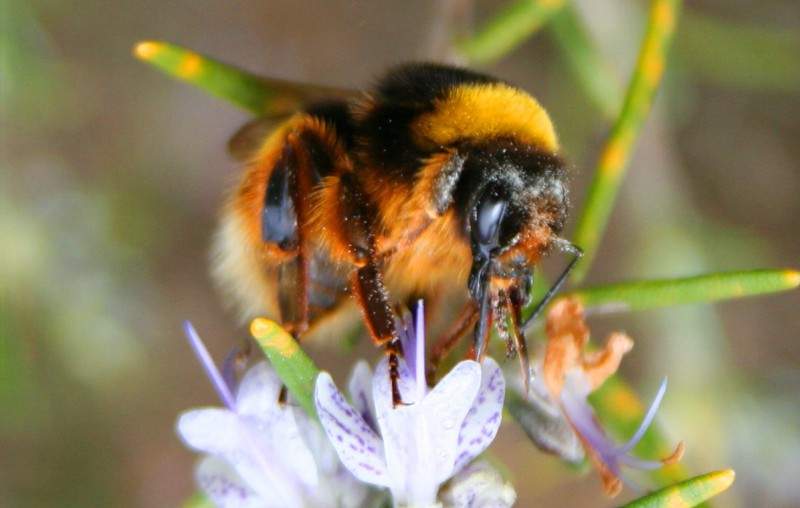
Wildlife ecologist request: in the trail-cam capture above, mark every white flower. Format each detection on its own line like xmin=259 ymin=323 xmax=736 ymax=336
xmin=439 ymin=461 xmax=516 ymax=508
xmin=314 ymin=303 xmax=506 ymax=507
xmin=177 ymin=322 xmax=368 ymax=508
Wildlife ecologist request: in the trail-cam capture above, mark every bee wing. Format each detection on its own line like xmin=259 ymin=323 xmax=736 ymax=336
xmin=228 ymin=79 xmax=360 ymax=162
xmin=228 ymin=118 xmax=283 ymax=162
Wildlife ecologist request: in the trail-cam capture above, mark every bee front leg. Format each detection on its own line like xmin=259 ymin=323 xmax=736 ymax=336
xmin=427 ymin=301 xmax=478 ymax=384
xmin=333 ymin=172 xmax=405 ymax=407
xmin=351 ymin=259 xmax=406 ymax=407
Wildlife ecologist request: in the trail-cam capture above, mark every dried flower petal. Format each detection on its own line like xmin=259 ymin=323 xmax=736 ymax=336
xmin=533 ymin=298 xmax=684 ymax=496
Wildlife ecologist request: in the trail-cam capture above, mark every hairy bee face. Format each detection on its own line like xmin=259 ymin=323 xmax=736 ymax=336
xmin=448 ymin=139 xmax=568 ymax=294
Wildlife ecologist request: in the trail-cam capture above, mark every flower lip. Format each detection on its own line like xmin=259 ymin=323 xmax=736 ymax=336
xmin=178 ymin=323 xmax=371 ymax=507
xmin=314 ymin=302 xmax=506 ymax=507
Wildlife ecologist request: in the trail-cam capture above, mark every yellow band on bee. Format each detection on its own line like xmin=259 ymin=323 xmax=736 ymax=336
xmin=413 ymin=83 xmax=559 ymax=152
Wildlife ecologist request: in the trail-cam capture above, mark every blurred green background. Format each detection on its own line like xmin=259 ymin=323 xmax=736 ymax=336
xmin=2 ymin=1 xmax=798 ymax=506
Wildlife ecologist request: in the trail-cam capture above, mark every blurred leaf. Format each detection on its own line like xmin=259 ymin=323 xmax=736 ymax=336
xmin=569 ymin=269 xmax=800 ymax=313
xmin=134 ymin=41 xmax=356 ymax=116
xmin=459 ymin=0 xmax=566 ymax=65
xmin=250 ymin=318 xmax=319 ymax=418
xmin=573 ymin=0 xmax=682 ymax=280
xmin=620 ymin=469 xmax=735 ymax=507
xmin=548 ymin=5 xmax=622 ymax=119
xmin=678 ymin=11 xmax=800 ymax=92
xmin=181 ymin=492 xmax=214 ymax=508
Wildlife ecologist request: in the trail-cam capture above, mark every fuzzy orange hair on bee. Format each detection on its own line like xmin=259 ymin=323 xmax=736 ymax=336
xmin=212 ymin=63 xmax=582 ymax=404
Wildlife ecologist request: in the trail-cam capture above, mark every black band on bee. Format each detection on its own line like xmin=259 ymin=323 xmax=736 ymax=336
xmin=357 ymin=63 xmax=504 ymax=179
xmin=305 ymin=100 xmax=358 ymax=152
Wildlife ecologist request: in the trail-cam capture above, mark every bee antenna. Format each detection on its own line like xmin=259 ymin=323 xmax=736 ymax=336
xmin=521 ymin=240 xmax=583 ymax=331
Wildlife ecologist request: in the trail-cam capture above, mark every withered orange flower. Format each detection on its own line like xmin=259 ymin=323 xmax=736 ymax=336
xmin=539 ymin=297 xmax=684 ymax=496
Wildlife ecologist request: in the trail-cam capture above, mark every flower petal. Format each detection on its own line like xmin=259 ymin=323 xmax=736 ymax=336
xmin=452 ymin=358 xmax=505 ymax=473
xmin=178 ymin=408 xmax=241 ymax=455
xmin=234 ymin=364 xmax=319 ymax=489
xmin=372 ymin=359 xmax=418 ymax=499
xmin=348 ymin=360 xmax=378 ymax=434
xmin=234 ymin=362 xmax=283 ymax=416
xmin=418 ymin=360 xmax=483 ymax=483
xmin=195 ymin=456 xmax=287 ymax=508
xmin=440 ymin=461 xmax=517 ymax=508
xmin=178 ymin=409 xmax=301 ymax=503
xmin=315 ymin=371 xmax=389 ymax=486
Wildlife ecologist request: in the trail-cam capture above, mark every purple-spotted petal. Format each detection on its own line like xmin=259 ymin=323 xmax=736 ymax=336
xmin=347 ymin=360 xmax=378 ymax=434
xmin=315 ymin=372 xmax=389 ymax=486
xmin=195 ymin=456 xmax=279 ymax=508
xmin=371 ymin=358 xmax=483 ymax=505
xmin=452 ymin=358 xmax=505 ymax=473
xmin=419 ymin=360 xmax=483 ymax=483
xmin=178 ymin=408 xmax=300 ymax=504
xmin=178 ymin=363 xmax=320 ymax=502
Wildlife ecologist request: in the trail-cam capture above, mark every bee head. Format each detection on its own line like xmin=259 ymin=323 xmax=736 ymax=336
xmin=460 ymin=140 xmax=568 ymax=302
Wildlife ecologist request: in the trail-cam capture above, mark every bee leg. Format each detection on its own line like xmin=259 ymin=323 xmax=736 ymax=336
xmin=427 ymin=301 xmax=478 ymax=384
xmin=274 ymin=132 xmax=318 ymax=339
xmin=385 ymin=337 xmax=405 ymax=407
xmin=521 ymin=244 xmax=583 ymax=330
xmin=470 ymin=263 xmax=494 ymax=363
xmin=352 ymin=261 xmax=407 ymax=407
xmin=263 ymin=130 xmax=325 ymax=404
xmin=508 ymin=280 xmax=531 ymax=393
xmin=335 ymin=172 xmax=406 ymax=406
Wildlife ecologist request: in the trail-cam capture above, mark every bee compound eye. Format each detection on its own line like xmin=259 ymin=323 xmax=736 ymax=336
xmin=472 ymin=192 xmax=507 ymax=249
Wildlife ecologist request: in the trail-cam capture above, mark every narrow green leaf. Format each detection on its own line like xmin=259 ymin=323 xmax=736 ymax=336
xmin=573 ymin=0 xmax=682 ymax=280
xmin=134 ymin=41 xmax=354 ymax=116
xmin=459 ymin=0 xmax=566 ymax=65
xmin=620 ymin=469 xmax=735 ymax=508
xmin=569 ymin=269 xmax=800 ymax=313
xmin=548 ymin=5 xmax=622 ymax=119
xmin=249 ymin=318 xmax=319 ymax=418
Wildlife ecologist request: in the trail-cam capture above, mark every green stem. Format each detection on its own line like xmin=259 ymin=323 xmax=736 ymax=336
xmin=573 ymin=0 xmax=682 ymax=280
xmin=459 ymin=0 xmax=566 ymax=65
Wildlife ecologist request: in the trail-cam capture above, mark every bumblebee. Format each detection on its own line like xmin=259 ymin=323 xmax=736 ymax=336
xmin=213 ymin=63 xmax=581 ymax=403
